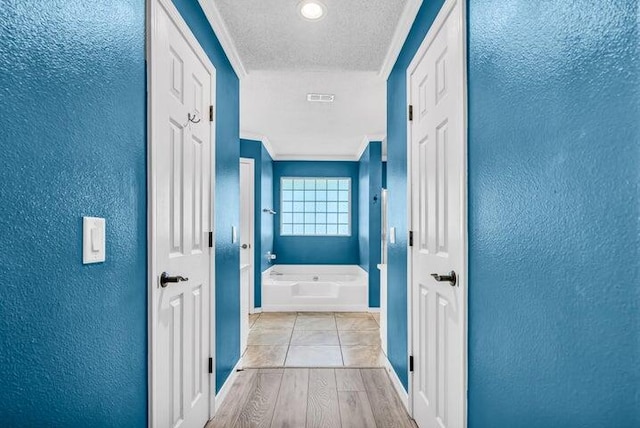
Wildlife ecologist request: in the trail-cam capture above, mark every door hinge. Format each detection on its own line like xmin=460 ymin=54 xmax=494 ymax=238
xmin=409 ymin=356 xmax=414 ymax=372
xmin=208 ymin=357 xmax=213 ymax=374
xmin=208 ymin=231 xmax=213 ymax=248
xmin=209 ymin=105 xmax=214 ymax=122
xmin=409 ymin=230 xmax=414 ymax=247
xmin=408 ymin=104 xmax=413 ymax=122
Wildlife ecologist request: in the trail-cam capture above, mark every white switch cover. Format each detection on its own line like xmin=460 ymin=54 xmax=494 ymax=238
xmin=389 ymin=227 xmax=396 ymax=244
xmin=83 ymin=217 xmax=106 ymax=264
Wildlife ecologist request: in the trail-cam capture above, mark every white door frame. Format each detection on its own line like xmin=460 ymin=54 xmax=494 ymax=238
xmin=405 ymin=0 xmax=468 ymax=424
xmin=239 ymin=158 xmax=256 ymax=313
xmin=147 ymin=0 xmax=217 ymax=423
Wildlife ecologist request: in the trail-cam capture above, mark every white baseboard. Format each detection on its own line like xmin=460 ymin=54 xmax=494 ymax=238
xmin=262 ymin=304 xmax=369 ymax=312
xmin=385 ymin=357 xmax=409 ymax=411
xmin=214 ymin=359 xmax=243 ymax=412
xmin=368 ymin=307 xmax=381 ymax=313
xmin=250 ymin=307 xmax=262 ymax=314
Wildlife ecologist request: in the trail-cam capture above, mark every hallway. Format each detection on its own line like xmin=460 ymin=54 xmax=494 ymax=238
xmin=207 ymin=368 xmax=415 ymax=428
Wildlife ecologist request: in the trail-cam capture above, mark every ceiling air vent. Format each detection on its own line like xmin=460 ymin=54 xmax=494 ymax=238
xmin=307 ymin=93 xmax=335 ymax=103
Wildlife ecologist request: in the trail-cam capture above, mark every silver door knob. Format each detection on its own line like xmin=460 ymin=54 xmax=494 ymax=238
xmin=160 ymin=272 xmax=189 ymax=288
xmin=430 ymin=271 xmax=457 ymax=286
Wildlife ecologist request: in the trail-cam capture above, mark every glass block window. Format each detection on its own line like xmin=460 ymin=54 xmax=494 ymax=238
xmin=281 ymin=177 xmax=351 ymax=236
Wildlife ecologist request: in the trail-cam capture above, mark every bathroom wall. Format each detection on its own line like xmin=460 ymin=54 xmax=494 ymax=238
xmin=359 ymin=143 xmax=383 ymax=308
xmin=0 ymin=0 xmax=147 ymax=424
xmin=240 ymin=139 xmax=274 ymax=308
xmin=273 ymin=161 xmax=360 ymax=265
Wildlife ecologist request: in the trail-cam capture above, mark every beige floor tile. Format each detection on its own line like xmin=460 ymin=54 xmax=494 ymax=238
xmin=247 ymin=328 xmax=292 ymax=346
xmin=339 ymin=330 xmax=381 ymax=346
xmin=241 ymin=345 xmax=288 ymax=367
xmin=291 ymin=330 xmax=340 ymax=346
xmin=335 ymin=312 xmax=373 ymax=319
xmin=259 ymin=312 xmax=297 ymax=319
xmin=285 ymin=346 xmax=343 ymax=367
xmin=249 ymin=313 xmax=260 ymax=328
xmin=371 ymin=312 xmax=380 ymax=325
xmin=253 ymin=316 xmax=296 ymax=329
xmin=336 ymin=317 xmax=379 ymax=331
xmin=341 ymin=346 xmax=386 ymax=367
xmin=296 ymin=312 xmax=335 ymax=318
xmin=294 ymin=316 xmax=337 ymax=330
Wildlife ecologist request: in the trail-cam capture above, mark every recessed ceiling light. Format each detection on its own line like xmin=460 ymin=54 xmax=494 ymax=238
xmin=299 ymin=1 xmax=326 ymax=21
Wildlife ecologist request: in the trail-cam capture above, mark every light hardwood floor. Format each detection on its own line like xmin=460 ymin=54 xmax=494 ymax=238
xmin=207 ymin=368 xmax=416 ymax=428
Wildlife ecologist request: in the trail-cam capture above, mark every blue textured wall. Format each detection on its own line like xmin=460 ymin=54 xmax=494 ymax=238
xmin=0 ymin=0 xmax=147 ymax=425
xmin=171 ymin=0 xmax=240 ymax=393
xmin=260 ymin=145 xmax=274 ymax=298
xmin=386 ymin=0 xmax=446 ymax=390
xmin=240 ymin=139 xmax=274 ymax=308
xmin=467 ymin=0 xmax=640 ymax=426
xmin=359 ymin=143 xmax=383 ymax=307
xmin=273 ymin=161 xmax=360 ymax=265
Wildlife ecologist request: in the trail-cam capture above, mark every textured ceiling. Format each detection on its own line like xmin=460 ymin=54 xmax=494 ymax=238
xmin=212 ymin=0 xmax=409 ymax=71
xmin=241 ymin=71 xmax=386 ymax=159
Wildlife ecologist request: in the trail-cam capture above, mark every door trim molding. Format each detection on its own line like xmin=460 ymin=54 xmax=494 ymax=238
xmin=147 ymin=0 xmax=217 ymax=423
xmin=240 ymin=157 xmax=256 ymax=314
xmin=405 ymin=0 xmax=468 ymax=424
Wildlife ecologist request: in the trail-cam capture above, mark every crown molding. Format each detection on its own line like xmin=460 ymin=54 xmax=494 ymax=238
xmin=240 ymin=131 xmax=277 ymax=159
xmin=198 ymin=0 xmax=247 ymax=79
xmin=379 ymin=0 xmax=423 ymax=80
xmin=274 ymin=154 xmax=363 ymax=162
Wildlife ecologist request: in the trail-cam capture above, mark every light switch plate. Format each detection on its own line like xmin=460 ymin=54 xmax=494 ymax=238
xmin=231 ymin=226 xmax=237 ymax=244
xmin=83 ymin=217 xmax=106 ymax=264
xmin=389 ymin=227 xmax=396 ymax=244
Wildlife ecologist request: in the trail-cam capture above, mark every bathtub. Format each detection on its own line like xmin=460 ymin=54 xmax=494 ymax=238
xmin=262 ymin=265 xmax=368 ymax=312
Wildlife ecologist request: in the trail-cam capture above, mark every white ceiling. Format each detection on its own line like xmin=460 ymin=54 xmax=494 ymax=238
xmin=206 ymin=0 xmax=420 ymax=159
xmin=241 ymin=71 xmax=386 ymax=160
xmin=211 ymin=0 xmax=409 ymax=72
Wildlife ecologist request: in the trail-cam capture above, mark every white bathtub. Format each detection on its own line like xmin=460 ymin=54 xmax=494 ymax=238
xmin=262 ymin=265 xmax=368 ymax=312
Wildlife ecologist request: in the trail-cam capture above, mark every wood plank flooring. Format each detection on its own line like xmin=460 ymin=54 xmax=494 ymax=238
xmin=207 ymin=368 xmax=415 ymax=428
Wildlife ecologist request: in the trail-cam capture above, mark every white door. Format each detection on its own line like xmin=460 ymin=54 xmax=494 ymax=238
xmin=151 ymin=0 xmax=215 ymax=426
xmin=239 ymin=159 xmax=254 ymax=353
xmin=409 ymin=0 xmax=466 ymax=427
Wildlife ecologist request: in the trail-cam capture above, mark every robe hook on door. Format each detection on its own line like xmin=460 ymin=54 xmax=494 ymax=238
xmin=183 ymin=112 xmax=201 ymax=127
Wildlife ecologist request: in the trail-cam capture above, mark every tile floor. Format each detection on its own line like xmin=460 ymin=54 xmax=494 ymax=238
xmin=242 ymin=312 xmax=385 ymax=368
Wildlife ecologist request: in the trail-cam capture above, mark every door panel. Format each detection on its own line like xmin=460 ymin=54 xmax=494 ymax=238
xmin=152 ymin=1 xmax=213 ymax=427
xmin=239 ymin=160 xmax=254 ymax=354
xmin=410 ymin=1 xmax=465 ymax=427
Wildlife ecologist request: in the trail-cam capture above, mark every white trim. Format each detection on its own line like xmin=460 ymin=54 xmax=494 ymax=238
xmin=214 ymin=359 xmax=243 ymax=412
xmin=405 ymin=0 xmax=468 ymax=424
xmin=148 ymin=0 xmax=217 ymax=423
xmin=197 ymin=0 xmax=247 ymax=78
xmin=251 ymin=307 xmax=263 ymax=314
xmin=240 ymin=158 xmax=256 ymax=319
xmin=262 ymin=304 xmax=370 ymax=312
xmin=240 ymin=131 xmax=277 ymax=159
xmin=379 ymin=0 xmax=424 ymax=80
xmin=368 ymin=307 xmax=381 ymax=313
xmin=385 ymin=357 xmax=409 ymax=411
xmin=274 ymin=153 xmax=362 ymax=161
